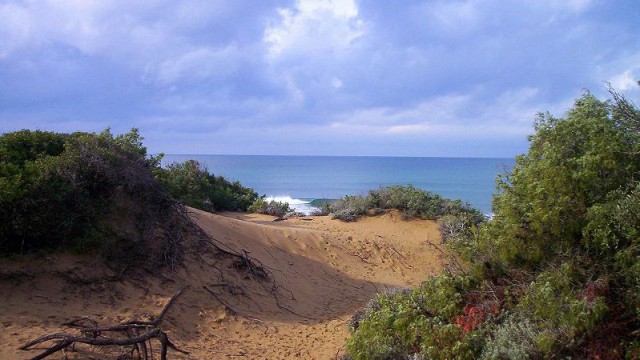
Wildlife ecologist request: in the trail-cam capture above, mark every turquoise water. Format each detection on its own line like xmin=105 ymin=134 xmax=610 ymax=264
xmin=162 ymin=155 xmax=515 ymax=214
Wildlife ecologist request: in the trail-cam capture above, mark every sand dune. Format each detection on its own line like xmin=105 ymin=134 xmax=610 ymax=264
xmin=0 ymin=209 xmax=446 ymax=359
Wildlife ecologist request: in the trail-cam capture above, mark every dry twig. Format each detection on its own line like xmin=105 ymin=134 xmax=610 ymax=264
xmin=20 ymin=288 xmax=189 ymax=360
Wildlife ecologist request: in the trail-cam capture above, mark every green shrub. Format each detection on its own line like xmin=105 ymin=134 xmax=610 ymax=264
xmin=331 ymin=209 xmax=358 ymax=222
xmin=437 ymin=213 xmax=479 ymax=244
xmin=248 ymin=197 xmax=291 ymax=217
xmin=0 ymin=128 xmax=187 ymax=269
xmin=486 ymin=93 xmax=640 ymax=268
xmin=346 ymin=88 xmax=640 ymax=358
xmin=515 ymin=262 xmax=609 ymax=355
xmin=347 ymin=275 xmax=476 ymax=359
xmin=325 ymin=185 xmax=484 ymax=222
xmin=480 ymin=313 xmax=541 ymax=360
xmin=155 ymin=160 xmax=258 ymax=212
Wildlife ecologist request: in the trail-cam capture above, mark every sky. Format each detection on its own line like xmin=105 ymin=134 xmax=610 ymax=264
xmin=1 ymin=0 xmax=639 ymax=157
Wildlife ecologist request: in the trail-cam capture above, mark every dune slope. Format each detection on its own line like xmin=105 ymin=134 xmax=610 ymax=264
xmin=0 ymin=209 xmax=446 ymax=359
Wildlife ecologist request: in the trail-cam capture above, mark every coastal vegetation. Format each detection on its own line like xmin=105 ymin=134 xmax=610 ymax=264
xmin=345 ymin=87 xmax=640 ymax=359
xmin=248 ymin=197 xmax=292 ymax=217
xmin=3 ymin=85 xmax=640 ymax=358
xmin=155 ymin=159 xmax=258 ymax=212
xmin=0 ymin=128 xmax=187 ymax=267
xmin=0 ymin=128 xmax=257 ymax=265
xmin=318 ymin=185 xmax=484 ymax=225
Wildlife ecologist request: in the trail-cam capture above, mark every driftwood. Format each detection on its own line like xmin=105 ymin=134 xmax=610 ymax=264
xmin=20 ymin=288 xmax=189 ymax=360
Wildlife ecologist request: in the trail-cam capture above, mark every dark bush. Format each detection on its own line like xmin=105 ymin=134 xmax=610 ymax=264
xmin=155 ymin=160 xmax=258 ymax=212
xmin=0 ymin=128 xmax=187 ymax=269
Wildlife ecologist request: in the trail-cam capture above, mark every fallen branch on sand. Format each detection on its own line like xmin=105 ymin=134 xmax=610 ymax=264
xmin=20 ymin=288 xmax=189 ymax=360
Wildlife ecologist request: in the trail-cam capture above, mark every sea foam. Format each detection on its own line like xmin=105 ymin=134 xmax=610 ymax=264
xmin=264 ymin=195 xmax=318 ymax=215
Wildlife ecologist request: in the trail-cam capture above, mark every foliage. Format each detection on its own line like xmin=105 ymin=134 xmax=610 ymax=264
xmin=347 ymin=275 xmax=476 ymax=360
xmin=331 ymin=209 xmax=359 ymax=222
xmin=155 ymin=160 xmax=258 ymax=212
xmin=0 ymin=128 xmax=187 ymax=268
xmin=485 ymin=92 xmax=640 ymax=268
xmin=480 ymin=313 xmax=540 ymax=360
xmin=324 ymin=185 xmax=484 ymax=223
xmin=248 ymin=197 xmax=292 ymax=217
xmin=345 ymin=88 xmax=640 ymax=358
xmin=515 ymin=262 xmax=609 ymax=355
xmin=437 ymin=213 xmax=479 ymax=245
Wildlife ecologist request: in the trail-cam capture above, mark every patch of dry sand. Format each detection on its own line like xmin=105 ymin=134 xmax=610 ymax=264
xmin=0 ymin=209 xmax=447 ymax=359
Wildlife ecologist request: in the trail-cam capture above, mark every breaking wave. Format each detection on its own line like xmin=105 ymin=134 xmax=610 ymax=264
xmin=264 ymin=195 xmax=318 ymax=215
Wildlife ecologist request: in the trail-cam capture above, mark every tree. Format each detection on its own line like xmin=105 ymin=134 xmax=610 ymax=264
xmin=346 ymin=86 xmax=640 ymax=359
xmin=487 ymin=92 xmax=640 ymax=267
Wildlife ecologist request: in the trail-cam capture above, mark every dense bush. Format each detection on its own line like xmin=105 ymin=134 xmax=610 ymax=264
xmin=345 ymin=88 xmax=640 ymax=359
xmin=347 ymin=275 xmax=477 ymax=359
xmin=0 ymin=128 xmax=186 ymax=268
xmin=324 ymin=185 xmax=484 ymax=223
xmin=155 ymin=160 xmax=258 ymax=212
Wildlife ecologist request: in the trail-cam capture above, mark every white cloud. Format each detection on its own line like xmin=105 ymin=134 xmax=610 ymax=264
xmin=152 ymin=46 xmax=241 ymax=85
xmin=264 ymin=0 xmax=365 ymax=59
xmin=610 ymin=69 xmax=640 ymax=92
xmin=329 ymin=88 xmax=543 ymax=137
xmin=0 ymin=1 xmax=161 ymax=57
xmin=541 ymin=0 xmax=593 ymax=12
xmin=386 ymin=124 xmax=431 ymax=134
xmin=425 ymin=0 xmax=482 ymax=35
xmin=331 ymin=77 xmax=344 ymax=89
xmin=1 ymin=0 xmax=638 ymax=157
xmin=0 ymin=0 xmax=267 ymax=89
xmin=0 ymin=3 xmax=32 ymax=57
xmin=334 ymin=94 xmax=470 ymax=128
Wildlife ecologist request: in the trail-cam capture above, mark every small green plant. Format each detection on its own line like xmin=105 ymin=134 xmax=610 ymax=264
xmin=248 ymin=197 xmax=292 ymax=217
xmin=480 ymin=313 xmax=541 ymax=360
xmin=324 ymin=185 xmax=484 ymax=223
xmin=331 ymin=209 xmax=358 ymax=222
xmin=437 ymin=213 xmax=480 ymax=244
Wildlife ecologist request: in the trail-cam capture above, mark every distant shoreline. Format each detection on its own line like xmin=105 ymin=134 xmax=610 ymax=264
xmin=163 ymin=154 xmax=514 ymax=214
xmin=161 ymin=153 xmax=514 ymax=160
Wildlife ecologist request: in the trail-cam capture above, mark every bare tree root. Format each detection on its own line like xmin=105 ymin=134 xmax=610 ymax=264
xmin=202 ymin=285 xmax=263 ymax=323
xmin=193 ymin=225 xmax=314 ymax=320
xmin=20 ymin=288 xmax=189 ymax=360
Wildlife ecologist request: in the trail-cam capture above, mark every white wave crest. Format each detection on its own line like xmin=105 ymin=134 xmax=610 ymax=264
xmin=264 ymin=195 xmax=317 ymax=215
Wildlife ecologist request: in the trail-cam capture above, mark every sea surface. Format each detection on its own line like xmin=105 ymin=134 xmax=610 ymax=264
xmin=162 ymin=155 xmax=515 ymax=215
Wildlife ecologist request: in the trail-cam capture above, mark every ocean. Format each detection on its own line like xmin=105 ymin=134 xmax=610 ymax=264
xmin=162 ymin=155 xmax=515 ymax=215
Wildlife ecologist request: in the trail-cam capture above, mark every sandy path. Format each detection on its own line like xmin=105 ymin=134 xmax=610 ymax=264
xmin=0 ymin=210 xmax=445 ymax=359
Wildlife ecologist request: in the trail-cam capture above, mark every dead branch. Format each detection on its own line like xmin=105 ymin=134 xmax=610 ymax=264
xmin=195 ymin=228 xmax=311 ymax=321
xmin=230 ymin=250 xmax=268 ymax=281
xmin=202 ymin=285 xmax=263 ymax=324
xmin=20 ymin=288 xmax=189 ymax=360
xmin=424 ymin=239 xmax=468 ymax=275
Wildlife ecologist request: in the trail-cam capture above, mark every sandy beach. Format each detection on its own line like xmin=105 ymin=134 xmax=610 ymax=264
xmin=0 ymin=209 xmax=446 ymax=359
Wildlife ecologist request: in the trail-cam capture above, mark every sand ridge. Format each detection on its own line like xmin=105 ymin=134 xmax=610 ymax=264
xmin=0 ymin=209 xmax=446 ymax=359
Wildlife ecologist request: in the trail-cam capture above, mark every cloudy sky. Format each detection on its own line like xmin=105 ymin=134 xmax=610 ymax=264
xmin=1 ymin=0 xmax=639 ymax=157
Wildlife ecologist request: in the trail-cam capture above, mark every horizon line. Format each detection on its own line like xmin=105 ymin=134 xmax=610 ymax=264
xmin=159 ymin=153 xmax=516 ymax=160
